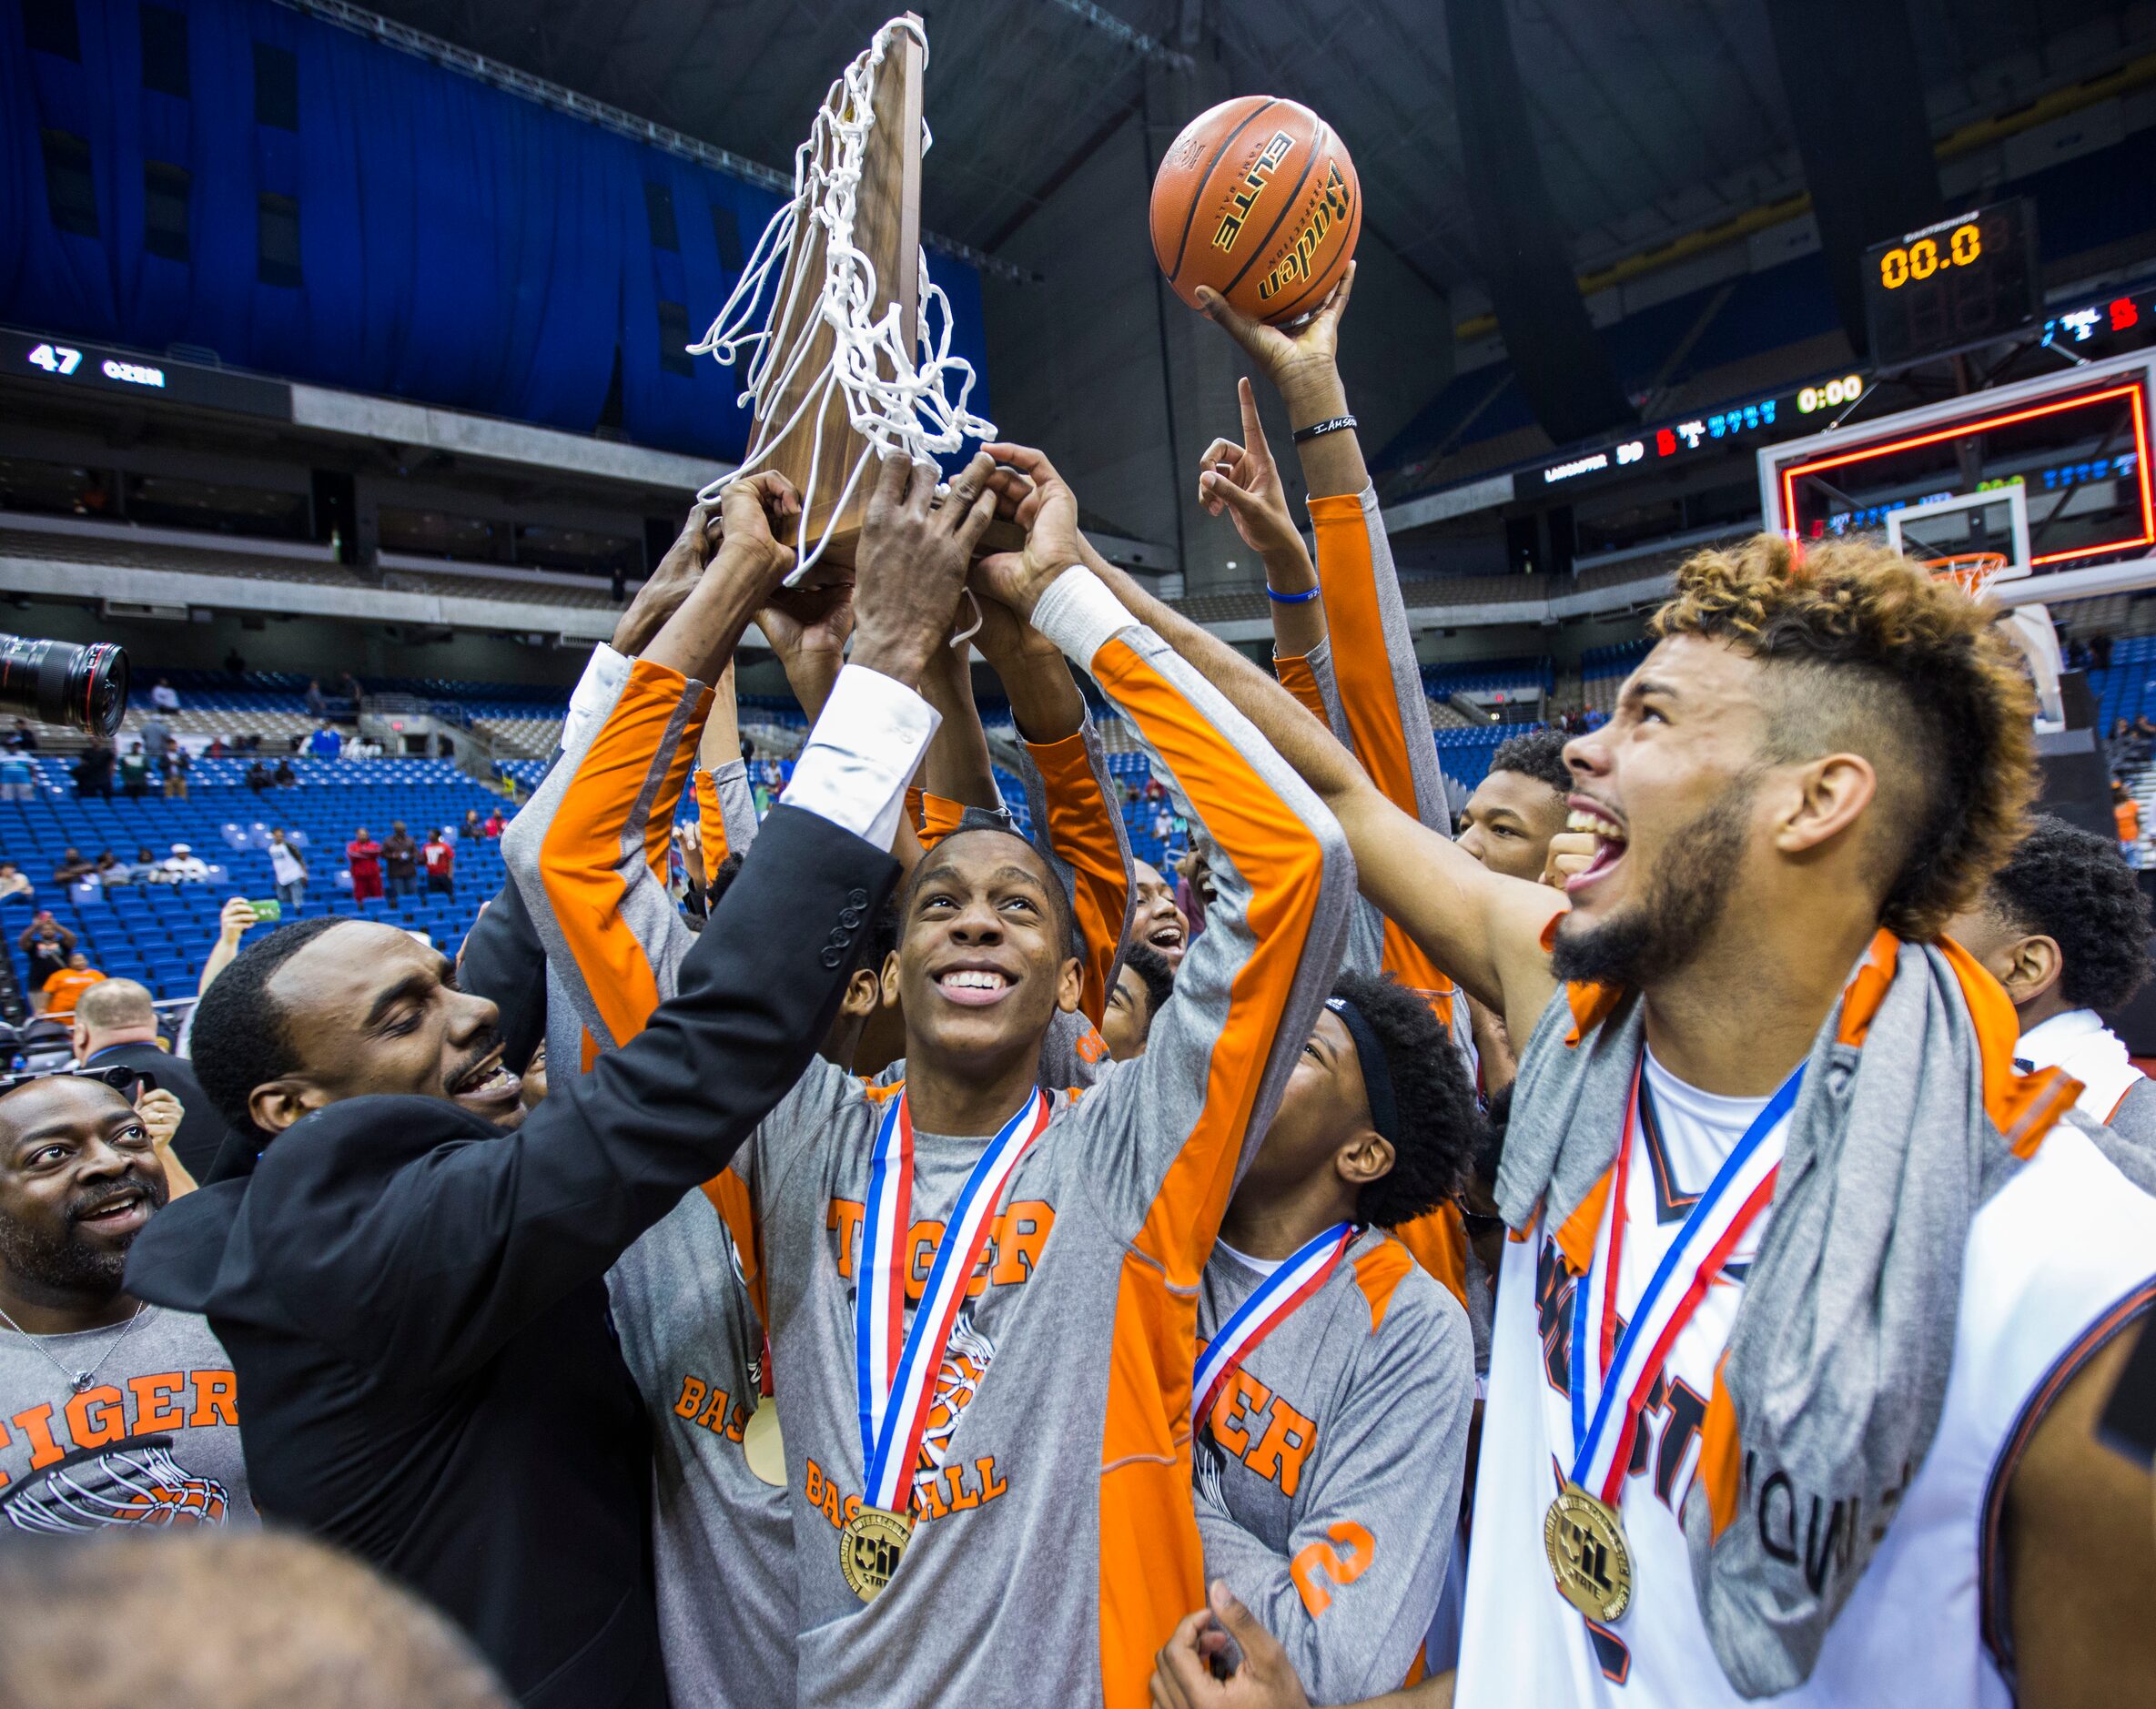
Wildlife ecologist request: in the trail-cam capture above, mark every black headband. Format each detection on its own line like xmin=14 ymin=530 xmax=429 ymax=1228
xmin=1326 ymin=995 xmax=1399 ymax=1147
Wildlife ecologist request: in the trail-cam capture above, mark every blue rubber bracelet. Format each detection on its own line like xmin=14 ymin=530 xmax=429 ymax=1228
xmin=1266 ymin=585 xmax=1321 ymax=604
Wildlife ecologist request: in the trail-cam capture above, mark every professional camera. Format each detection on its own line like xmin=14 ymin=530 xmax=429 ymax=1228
xmin=0 ymin=634 xmax=130 ymax=739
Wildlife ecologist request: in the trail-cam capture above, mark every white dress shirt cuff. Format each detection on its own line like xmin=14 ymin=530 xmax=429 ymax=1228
xmin=561 ymin=642 xmax=632 ymax=756
xmin=784 ymin=664 xmax=941 ymax=848
xmin=1028 ymin=566 xmax=1134 ymax=669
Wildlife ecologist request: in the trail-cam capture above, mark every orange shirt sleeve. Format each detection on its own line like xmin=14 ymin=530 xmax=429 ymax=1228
xmin=1272 ymin=653 xmax=1331 ymax=725
xmin=1025 ymin=728 xmax=1132 ymax=1026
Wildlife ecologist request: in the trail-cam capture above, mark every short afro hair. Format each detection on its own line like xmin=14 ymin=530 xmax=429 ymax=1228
xmin=899 ymin=826 xmax=1078 ymax=964
xmin=1333 ymin=972 xmax=1486 ymax=1229
xmin=1651 ymin=533 xmax=2036 ymax=938
xmin=1118 ymin=943 xmax=1176 ymax=1027
xmin=1984 ymin=814 xmax=2153 ymax=1011
xmin=1488 ymin=726 xmax=1571 ymax=798
xmin=190 ymin=915 xmax=349 ymax=1144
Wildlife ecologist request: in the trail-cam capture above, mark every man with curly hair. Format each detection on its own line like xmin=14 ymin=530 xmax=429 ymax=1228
xmin=1189 ymin=969 xmax=1483 ymax=1702
xmin=1948 ymin=814 xmax=2156 ymax=1144
xmin=1080 ymin=533 xmax=2156 ymax=1709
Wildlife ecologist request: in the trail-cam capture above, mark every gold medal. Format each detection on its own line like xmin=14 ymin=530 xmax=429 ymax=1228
xmin=837 ymin=1503 xmax=914 ymax=1603
xmin=1544 ymin=1481 xmax=1633 ymax=1623
xmin=742 ymin=1398 xmax=785 ymax=1488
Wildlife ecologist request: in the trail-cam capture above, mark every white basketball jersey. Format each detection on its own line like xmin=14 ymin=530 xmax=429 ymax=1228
xmin=1456 ymin=1050 xmax=2156 ymax=1709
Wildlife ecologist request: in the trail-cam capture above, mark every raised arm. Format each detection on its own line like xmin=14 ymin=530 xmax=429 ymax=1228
xmin=975 ymin=445 xmax=1352 ymax=1255
xmin=986 ymin=450 xmax=1561 ymax=1047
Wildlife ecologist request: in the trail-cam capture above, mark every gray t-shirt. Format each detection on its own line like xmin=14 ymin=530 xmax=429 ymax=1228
xmin=0 ymin=1304 xmax=255 ymax=1532
xmin=1195 ymin=1230 xmax=1473 ymax=1703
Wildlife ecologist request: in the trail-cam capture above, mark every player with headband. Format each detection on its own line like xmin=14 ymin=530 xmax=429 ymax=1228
xmin=1188 ymin=971 xmax=1483 ymax=1702
xmin=701 ymin=444 xmax=1349 ymax=1708
xmin=1082 ymin=532 xmax=2156 ymax=1709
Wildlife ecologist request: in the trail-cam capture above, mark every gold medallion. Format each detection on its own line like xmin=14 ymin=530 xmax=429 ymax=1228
xmin=1544 ymin=1482 xmax=1633 ymax=1623
xmin=742 ymin=1398 xmax=785 ymax=1488
xmin=838 ymin=1503 xmax=914 ymax=1603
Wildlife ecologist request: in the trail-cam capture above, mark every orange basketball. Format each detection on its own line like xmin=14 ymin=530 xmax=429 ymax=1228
xmin=1150 ymin=96 xmax=1361 ymax=325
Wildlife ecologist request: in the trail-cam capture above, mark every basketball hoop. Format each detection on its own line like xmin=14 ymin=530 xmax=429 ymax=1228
xmin=689 ymin=15 xmax=994 ymax=582
xmin=1929 ymin=552 xmax=2012 ymax=604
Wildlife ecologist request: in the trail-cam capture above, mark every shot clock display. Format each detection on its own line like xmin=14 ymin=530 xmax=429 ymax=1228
xmin=1861 ymin=197 xmax=2040 ymax=369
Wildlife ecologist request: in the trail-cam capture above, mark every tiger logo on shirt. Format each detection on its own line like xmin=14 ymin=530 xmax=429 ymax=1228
xmin=1 ymin=1436 xmax=228 ymax=1533
xmin=915 ymin=1316 xmax=994 ymax=1482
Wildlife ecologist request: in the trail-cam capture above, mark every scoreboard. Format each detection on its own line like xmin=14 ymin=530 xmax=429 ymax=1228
xmin=2 ymin=329 xmax=290 ymax=420
xmin=1861 ymin=199 xmax=2040 ymax=369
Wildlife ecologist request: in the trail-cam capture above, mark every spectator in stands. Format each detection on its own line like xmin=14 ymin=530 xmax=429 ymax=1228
xmin=125 ymin=846 xmax=159 ymax=882
xmin=207 ymin=737 xmax=228 ymax=759
xmin=5 ymin=718 xmax=35 ymax=751
xmin=73 ymin=741 xmax=114 ymax=801
xmin=305 ymin=678 xmax=327 ymax=719
xmin=149 ymin=677 xmax=180 ymax=713
xmin=338 ymin=671 xmax=362 ymax=706
xmin=139 ymin=713 xmax=172 ymax=767
xmin=268 ymin=828 xmax=308 ymax=908
xmin=119 ymin=740 xmax=150 ymax=797
xmin=0 ymin=862 xmax=30 ymax=904
xmin=422 ymin=828 xmax=455 ymax=899
xmin=224 ymin=646 xmax=247 ymax=676
xmin=383 ymin=824 xmax=419 ymax=900
xmin=309 ymin=722 xmax=341 ymax=761
xmin=51 ymin=848 xmax=92 ymax=885
xmin=1455 ymin=725 xmax=1572 ymax=883
xmin=42 ymin=951 xmax=106 ymax=1020
xmin=347 ymin=826 xmax=384 ymax=904
xmin=2093 ymin=632 xmax=2115 ymax=670
xmin=162 ymin=843 xmax=209 ymax=883
xmin=19 ymin=913 xmax=76 ymax=1006
xmin=272 ymin=758 xmax=297 ymax=787
xmin=246 ymin=758 xmax=273 ymax=793
xmin=161 ymin=743 xmax=190 ymax=802
xmin=461 ymin=809 xmax=483 ymax=842
xmin=2116 ymin=779 xmax=2143 ymax=866
xmin=71 ymin=977 xmax=227 ymax=1186
xmin=481 ymin=807 xmax=505 ymax=839
xmin=0 ymin=749 xmax=33 ymax=803
xmin=239 ymin=732 xmax=262 ymax=754
xmin=91 ymin=852 xmax=122 ymax=886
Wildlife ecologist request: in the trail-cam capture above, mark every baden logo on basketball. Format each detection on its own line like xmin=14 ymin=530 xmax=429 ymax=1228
xmin=1258 ymin=162 xmax=1356 ymax=308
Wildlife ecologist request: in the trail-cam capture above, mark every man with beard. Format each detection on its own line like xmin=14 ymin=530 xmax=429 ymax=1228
xmin=1083 ymin=534 xmax=2156 ymax=1709
xmin=0 ymin=1070 xmax=253 ymax=1532
xmin=119 ymin=470 xmax=965 ymax=1709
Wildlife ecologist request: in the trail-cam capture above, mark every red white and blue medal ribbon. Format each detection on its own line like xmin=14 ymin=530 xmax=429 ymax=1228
xmin=856 ymin=1087 xmax=1050 ymax=1514
xmin=1564 ymin=1062 xmax=1802 ymax=1503
xmin=1194 ymin=1222 xmax=1360 ymax=1427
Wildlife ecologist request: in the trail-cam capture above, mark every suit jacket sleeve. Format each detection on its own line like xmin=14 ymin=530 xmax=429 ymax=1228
xmin=249 ymin=804 xmax=898 ymax=1383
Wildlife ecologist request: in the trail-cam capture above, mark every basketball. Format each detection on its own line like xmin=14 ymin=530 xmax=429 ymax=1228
xmin=1150 ymin=96 xmax=1361 ymax=324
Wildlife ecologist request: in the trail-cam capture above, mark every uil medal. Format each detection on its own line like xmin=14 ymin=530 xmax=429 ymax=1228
xmin=743 ymin=1397 xmax=785 ymax=1488
xmin=1544 ymin=1482 xmax=1633 ymax=1623
xmin=838 ymin=1503 xmax=915 ymax=1603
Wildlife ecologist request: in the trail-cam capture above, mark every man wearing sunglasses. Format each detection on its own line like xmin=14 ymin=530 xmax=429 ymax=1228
xmin=0 ymin=1067 xmax=253 ymax=1532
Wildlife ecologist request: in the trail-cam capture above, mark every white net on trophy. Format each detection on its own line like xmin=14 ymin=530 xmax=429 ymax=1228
xmin=689 ymin=13 xmax=994 ymax=582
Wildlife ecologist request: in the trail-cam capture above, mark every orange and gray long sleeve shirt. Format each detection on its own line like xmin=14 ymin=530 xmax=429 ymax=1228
xmin=730 ymin=570 xmax=1354 ymax=1708
xmin=1278 ymin=484 xmax=1485 ymax=1316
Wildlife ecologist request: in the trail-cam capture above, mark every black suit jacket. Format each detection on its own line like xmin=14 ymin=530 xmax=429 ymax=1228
xmin=126 ymin=805 xmax=896 ymax=1708
xmin=86 ymin=1041 xmax=228 ymax=1182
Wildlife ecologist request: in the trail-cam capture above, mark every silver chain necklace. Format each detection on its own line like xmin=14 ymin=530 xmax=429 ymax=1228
xmin=0 ymin=1300 xmax=151 ymax=1392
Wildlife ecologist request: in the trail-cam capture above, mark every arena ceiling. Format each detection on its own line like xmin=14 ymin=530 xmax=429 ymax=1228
xmin=359 ymin=0 xmax=2151 ymax=306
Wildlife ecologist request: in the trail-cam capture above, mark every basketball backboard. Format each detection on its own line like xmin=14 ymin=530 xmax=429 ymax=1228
xmin=1758 ymin=350 xmax=2156 ymax=598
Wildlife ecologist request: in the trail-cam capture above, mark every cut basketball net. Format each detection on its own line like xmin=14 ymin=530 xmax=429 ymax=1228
xmin=1931 ymin=551 xmax=2012 ymax=604
xmin=689 ymin=15 xmax=993 ymax=585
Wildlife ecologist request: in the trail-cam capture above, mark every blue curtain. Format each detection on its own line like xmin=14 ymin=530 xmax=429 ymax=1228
xmin=0 ymin=0 xmax=988 ymax=460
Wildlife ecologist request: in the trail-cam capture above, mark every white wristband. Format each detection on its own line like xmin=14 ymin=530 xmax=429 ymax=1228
xmin=1029 ymin=566 xmax=1132 ymax=669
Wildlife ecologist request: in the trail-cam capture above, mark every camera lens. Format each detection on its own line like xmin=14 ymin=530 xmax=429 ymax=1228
xmin=0 ymin=635 xmax=130 ymax=738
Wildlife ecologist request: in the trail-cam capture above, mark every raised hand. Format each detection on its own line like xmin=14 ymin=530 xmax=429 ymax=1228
xmin=977 ymin=441 xmax=1086 ymax=619
xmin=1195 ymin=260 xmax=1355 ymax=414
xmin=756 ymin=581 xmax=855 ymax=682
xmin=218 ymin=895 xmax=256 ymax=948
xmin=715 ymin=471 xmax=803 ymax=588
xmin=1199 ymin=378 xmax=1304 ymax=566
xmin=613 ymin=491 xmax=724 ymax=654
xmin=850 ymin=450 xmax=998 ymax=690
